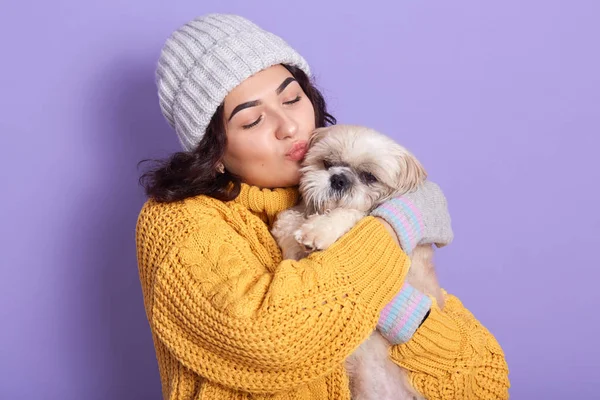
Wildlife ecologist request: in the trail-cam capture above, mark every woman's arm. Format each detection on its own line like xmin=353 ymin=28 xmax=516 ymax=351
xmin=390 ymin=291 xmax=510 ymax=400
xmin=371 ymin=181 xmax=510 ymax=398
xmin=137 ymin=201 xmax=410 ymax=394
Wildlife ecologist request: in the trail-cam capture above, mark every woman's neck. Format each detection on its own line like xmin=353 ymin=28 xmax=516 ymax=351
xmin=232 ymin=183 xmax=299 ymax=221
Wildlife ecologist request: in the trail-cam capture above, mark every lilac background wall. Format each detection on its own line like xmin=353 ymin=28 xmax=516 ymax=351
xmin=1 ymin=0 xmax=598 ymax=398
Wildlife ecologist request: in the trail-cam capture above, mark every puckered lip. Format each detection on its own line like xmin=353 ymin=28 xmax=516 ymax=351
xmin=285 ymin=141 xmax=308 ymax=161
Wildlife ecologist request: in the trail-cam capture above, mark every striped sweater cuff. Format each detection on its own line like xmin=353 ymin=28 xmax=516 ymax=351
xmin=377 ymin=283 xmax=432 ymax=345
xmin=370 ymin=196 xmax=424 ymax=254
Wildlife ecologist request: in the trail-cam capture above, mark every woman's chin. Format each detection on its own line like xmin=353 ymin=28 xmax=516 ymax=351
xmin=252 ymin=174 xmax=300 ymax=189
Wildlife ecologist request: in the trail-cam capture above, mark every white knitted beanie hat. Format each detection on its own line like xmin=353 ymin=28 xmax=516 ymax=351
xmin=156 ymin=14 xmax=311 ymax=151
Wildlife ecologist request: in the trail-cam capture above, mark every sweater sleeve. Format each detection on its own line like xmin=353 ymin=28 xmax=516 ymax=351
xmin=389 ymin=291 xmax=510 ymax=400
xmin=142 ymin=212 xmax=410 ymax=394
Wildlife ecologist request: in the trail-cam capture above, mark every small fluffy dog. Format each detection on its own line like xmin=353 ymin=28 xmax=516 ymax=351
xmin=272 ymin=125 xmax=445 ymax=400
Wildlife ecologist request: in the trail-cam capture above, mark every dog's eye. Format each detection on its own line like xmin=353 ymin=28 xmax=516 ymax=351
xmin=360 ymin=171 xmax=378 ymax=184
xmin=323 ymin=160 xmax=333 ymax=170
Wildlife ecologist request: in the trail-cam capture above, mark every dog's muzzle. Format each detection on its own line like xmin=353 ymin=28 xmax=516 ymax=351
xmin=330 ymin=173 xmax=350 ymax=193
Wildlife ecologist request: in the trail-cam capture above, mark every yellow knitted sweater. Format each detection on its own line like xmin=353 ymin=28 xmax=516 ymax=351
xmin=136 ymin=184 xmax=509 ymax=399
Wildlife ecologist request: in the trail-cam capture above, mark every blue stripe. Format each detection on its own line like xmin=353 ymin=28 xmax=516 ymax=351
xmin=373 ymin=208 xmax=411 ymax=248
xmin=395 ymin=296 xmax=432 ymax=341
xmin=389 ymin=198 xmax=422 ymax=238
xmin=380 ymin=286 xmax=414 ymax=333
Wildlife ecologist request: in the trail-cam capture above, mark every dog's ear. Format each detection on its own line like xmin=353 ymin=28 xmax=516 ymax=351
xmin=395 ymin=148 xmax=427 ymax=194
xmin=308 ymin=127 xmax=330 ymax=148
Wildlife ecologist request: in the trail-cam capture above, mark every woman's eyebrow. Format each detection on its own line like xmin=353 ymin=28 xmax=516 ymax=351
xmin=228 ymin=77 xmax=297 ymax=121
xmin=276 ymin=77 xmax=296 ymax=95
xmin=228 ymin=100 xmax=261 ymax=121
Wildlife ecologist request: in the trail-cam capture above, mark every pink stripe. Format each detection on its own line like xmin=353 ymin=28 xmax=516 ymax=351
xmin=379 ymin=302 xmax=393 ymax=326
xmin=401 ymin=198 xmax=424 ymax=231
xmin=388 ymin=293 xmax=424 ymax=338
xmin=378 ymin=203 xmax=418 ymax=244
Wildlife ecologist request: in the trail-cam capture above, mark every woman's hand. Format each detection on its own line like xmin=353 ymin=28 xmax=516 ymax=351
xmin=371 ymin=180 xmax=453 ymax=254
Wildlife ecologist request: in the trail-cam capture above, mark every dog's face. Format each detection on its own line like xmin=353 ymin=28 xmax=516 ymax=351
xmin=300 ymin=125 xmax=427 ymax=214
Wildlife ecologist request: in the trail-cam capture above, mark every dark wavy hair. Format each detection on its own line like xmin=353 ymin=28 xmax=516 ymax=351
xmin=138 ymin=65 xmax=336 ymax=203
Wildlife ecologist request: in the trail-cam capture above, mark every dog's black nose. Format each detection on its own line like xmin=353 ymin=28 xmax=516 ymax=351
xmin=330 ymin=174 xmax=349 ymax=191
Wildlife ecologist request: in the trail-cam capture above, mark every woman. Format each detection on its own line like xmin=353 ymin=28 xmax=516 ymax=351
xmin=137 ymin=14 xmax=509 ymax=399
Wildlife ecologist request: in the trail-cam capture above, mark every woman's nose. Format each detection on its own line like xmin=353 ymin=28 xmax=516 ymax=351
xmin=275 ymin=112 xmax=298 ymax=140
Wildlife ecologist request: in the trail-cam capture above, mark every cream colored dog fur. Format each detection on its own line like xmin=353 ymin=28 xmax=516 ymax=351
xmin=272 ymin=125 xmax=445 ymax=400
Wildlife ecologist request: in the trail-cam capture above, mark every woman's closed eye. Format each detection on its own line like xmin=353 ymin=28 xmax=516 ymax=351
xmin=242 ymin=96 xmax=302 ymax=129
xmin=283 ymin=95 xmax=301 ymax=105
xmin=242 ymin=115 xmax=263 ymax=129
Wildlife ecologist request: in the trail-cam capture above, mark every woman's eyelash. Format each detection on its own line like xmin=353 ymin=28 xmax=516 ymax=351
xmin=242 ymin=116 xmax=262 ymax=129
xmin=241 ymin=96 xmax=300 ymax=129
xmin=284 ymin=95 xmax=301 ymax=105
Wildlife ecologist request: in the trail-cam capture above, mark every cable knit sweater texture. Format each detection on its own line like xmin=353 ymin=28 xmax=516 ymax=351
xmin=135 ymin=184 xmax=510 ymax=399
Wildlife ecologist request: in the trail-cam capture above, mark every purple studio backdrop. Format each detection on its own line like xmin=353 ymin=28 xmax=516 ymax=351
xmin=1 ymin=1 xmax=598 ymax=399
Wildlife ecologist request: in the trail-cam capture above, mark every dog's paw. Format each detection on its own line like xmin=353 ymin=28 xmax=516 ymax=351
xmin=294 ymin=214 xmax=339 ymax=252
